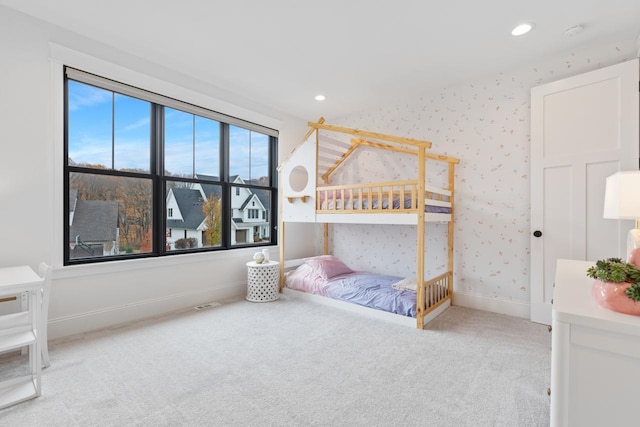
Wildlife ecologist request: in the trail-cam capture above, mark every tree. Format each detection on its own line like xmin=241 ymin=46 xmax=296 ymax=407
xmin=202 ymin=194 xmax=222 ymax=246
xmin=70 ymin=170 xmax=152 ymax=252
xmin=115 ymin=175 xmax=152 ymax=250
xmin=140 ymin=228 xmax=152 ymax=253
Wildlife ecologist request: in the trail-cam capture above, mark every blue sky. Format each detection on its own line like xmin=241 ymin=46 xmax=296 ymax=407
xmin=68 ymin=80 xmax=269 ymax=181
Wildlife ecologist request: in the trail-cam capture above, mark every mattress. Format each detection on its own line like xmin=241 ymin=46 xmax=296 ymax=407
xmin=320 ymin=195 xmax=450 ymax=213
xmin=285 ymin=267 xmax=416 ymax=317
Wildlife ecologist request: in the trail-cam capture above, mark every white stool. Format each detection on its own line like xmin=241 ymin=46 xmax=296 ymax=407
xmin=245 ymin=260 xmax=279 ymax=302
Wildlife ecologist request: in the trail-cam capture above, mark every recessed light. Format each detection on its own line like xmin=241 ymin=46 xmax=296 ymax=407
xmin=315 ymin=94 xmax=326 ymax=101
xmin=511 ymin=23 xmax=534 ymax=36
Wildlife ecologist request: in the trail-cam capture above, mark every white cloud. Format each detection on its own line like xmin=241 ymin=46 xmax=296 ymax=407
xmin=68 ymin=83 xmax=111 ymax=111
xmin=122 ymin=117 xmax=150 ymax=132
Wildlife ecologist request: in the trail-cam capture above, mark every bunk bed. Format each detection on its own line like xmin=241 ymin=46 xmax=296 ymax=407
xmin=278 ymin=118 xmax=459 ymax=329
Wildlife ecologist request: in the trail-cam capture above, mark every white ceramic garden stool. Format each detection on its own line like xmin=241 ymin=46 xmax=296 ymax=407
xmin=245 ymin=260 xmax=280 ymax=302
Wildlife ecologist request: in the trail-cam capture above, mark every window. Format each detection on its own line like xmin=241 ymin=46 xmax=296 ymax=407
xmin=65 ymin=68 xmax=278 ymax=264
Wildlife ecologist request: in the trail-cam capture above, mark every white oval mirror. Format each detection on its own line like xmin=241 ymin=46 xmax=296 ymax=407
xmin=289 ymin=165 xmax=308 ymax=192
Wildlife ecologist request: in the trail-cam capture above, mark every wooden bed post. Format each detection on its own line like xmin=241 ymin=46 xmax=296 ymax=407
xmin=447 ymin=162 xmax=455 ymax=304
xmin=416 ymin=146 xmax=426 ymax=329
xmin=279 ymin=163 xmax=285 ymax=292
xmin=324 ymin=223 xmax=329 ymax=255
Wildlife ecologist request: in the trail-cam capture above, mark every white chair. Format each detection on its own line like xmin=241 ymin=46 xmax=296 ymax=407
xmin=20 ymin=262 xmax=51 ymax=368
xmin=37 ymin=262 xmax=51 ymax=368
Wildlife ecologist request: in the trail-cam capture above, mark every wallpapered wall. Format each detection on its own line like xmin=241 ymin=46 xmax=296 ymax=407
xmin=321 ymin=38 xmax=639 ymax=303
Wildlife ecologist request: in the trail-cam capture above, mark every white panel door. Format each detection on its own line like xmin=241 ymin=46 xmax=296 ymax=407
xmin=530 ymin=58 xmax=639 ymax=325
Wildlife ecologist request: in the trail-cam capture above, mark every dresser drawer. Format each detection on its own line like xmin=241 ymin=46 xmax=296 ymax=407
xmin=572 ymin=324 xmax=640 ymax=360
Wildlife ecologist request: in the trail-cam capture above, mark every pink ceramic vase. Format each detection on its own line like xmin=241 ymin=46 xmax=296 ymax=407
xmin=591 ymin=280 xmax=640 ymax=316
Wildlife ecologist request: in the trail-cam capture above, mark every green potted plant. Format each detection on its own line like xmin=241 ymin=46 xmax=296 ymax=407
xmin=587 ymin=258 xmax=640 ymax=315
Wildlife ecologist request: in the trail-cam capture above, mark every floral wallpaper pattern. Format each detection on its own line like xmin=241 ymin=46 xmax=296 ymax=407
xmin=319 ymin=38 xmax=639 ymax=303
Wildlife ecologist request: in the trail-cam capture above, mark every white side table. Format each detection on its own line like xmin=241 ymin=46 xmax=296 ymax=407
xmin=246 ymin=260 xmax=279 ymax=302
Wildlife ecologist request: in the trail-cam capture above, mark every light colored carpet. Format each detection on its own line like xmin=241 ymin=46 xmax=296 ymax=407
xmin=0 ymin=295 xmax=550 ymax=426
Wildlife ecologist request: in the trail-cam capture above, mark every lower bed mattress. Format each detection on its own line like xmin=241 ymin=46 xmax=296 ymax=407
xmin=285 ymin=257 xmax=417 ymax=317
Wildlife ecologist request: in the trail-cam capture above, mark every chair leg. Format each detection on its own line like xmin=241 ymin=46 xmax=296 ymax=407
xmin=21 ymin=292 xmax=29 ymax=356
xmin=38 ymin=262 xmax=52 ymax=368
xmin=41 ymin=330 xmax=50 ymax=368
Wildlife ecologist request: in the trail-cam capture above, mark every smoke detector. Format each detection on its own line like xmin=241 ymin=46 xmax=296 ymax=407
xmin=564 ymin=25 xmax=584 ymax=38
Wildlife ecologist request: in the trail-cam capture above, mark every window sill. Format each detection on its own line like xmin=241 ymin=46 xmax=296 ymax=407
xmin=55 ymin=245 xmax=278 ymax=279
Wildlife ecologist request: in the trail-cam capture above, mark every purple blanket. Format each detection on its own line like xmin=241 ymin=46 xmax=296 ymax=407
xmin=317 ymin=272 xmax=416 ymax=317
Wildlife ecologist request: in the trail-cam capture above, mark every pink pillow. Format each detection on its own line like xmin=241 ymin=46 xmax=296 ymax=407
xmin=317 ymin=183 xmax=343 ymax=202
xmin=304 ymin=254 xmax=338 ymax=261
xmin=285 ymin=263 xmax=318 ymax=291
xmin=305 ymin=256 xmax=353 ymax=279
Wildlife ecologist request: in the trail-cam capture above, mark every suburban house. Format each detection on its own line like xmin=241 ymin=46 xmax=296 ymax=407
xmin=166 ymin=175 xmax=270 ymax=249
xmin=68 ymin=189 xmax=119 ymax=259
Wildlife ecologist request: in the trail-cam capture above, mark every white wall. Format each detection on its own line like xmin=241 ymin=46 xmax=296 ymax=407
xmin=0 ymin=6 xmax=311 ymax=338
xmin=3 ymin=6 xmax=636 ymax=336
xmin=325 ymin=38 xmax=639 ymax=318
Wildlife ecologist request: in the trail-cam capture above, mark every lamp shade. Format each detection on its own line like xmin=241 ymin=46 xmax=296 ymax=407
xmin=603 ymin=171 xmax=640 ymax=219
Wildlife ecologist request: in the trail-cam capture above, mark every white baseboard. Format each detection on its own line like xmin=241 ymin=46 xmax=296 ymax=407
xmin=47 ymin=286 xmax=531 ymax=340
xmin=48 ymin=283 xmax=244 ymax=340
xmin=453 ymin=291 xmax=529 ymax=319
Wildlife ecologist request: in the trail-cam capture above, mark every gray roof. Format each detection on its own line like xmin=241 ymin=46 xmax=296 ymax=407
xmin=195 ymin=174 xmax=220 ymax=196
xmin=70 ymin=199 xmax=119 ymax=243
xmin=195 ymin=174 xmax=219 ymax=181
xmin=252 ymin=188 xmax=270 ymax=210
xmin=166 ymin=187 xmax=206 ymax=230
xmin=244 ymin=177 xmax=271 ymax=209
xmin=194 ymin=174 xmax=241 ymax=200
xmin=200 ymin=182 xmax=222 ymax=200
xmin=195 ymin=174 xmax=268 ymax=208
xmin=239 ymin=190 xmax=270 ymax=211
xmin=239 ymin=195 xmax=254 ymax=211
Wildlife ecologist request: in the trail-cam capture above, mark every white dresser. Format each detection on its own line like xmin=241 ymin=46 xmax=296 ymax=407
xmin=551 ymin=259 xmax=640 ymax=427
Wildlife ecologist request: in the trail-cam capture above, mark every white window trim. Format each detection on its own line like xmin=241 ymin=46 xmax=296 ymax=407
xmin=49 ymin=43 xmax=280 ymax=276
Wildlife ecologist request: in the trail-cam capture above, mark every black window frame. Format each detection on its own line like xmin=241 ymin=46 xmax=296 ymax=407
xmin=64 ymin=67 xmax=278 ymax=266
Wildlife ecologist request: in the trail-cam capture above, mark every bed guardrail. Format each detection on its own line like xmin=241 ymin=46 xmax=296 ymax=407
xmin=421 ymin=271 xmax=451 ymax=310
xmin=316 ymin=180 xmax=451 ymax=213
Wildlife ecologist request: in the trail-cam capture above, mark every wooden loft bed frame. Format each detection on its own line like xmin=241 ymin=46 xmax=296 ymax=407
xmin=278 ymin=118 xmax=460 ymax=328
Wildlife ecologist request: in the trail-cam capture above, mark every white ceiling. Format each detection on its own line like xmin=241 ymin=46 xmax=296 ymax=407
xmin=2 ymin=0 xmax=639 ymax=120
